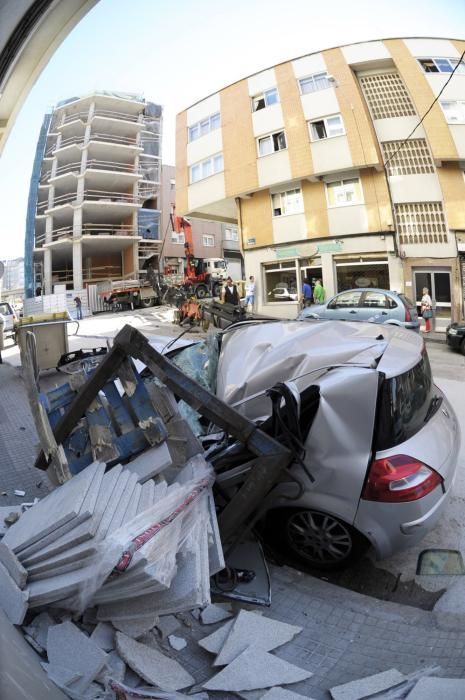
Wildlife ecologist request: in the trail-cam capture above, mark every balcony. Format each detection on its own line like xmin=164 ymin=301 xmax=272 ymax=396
xmin=89 ymin=131 xmax=140 ymax=147
xmin=51 ymin=264 xmax=123 ymax=285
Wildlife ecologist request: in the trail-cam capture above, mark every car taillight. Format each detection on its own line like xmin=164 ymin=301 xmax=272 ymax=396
xmin=362 ymin=454 xmax=442 ymax=503
xmin=404 ymin=306 xmax=412 ymax=322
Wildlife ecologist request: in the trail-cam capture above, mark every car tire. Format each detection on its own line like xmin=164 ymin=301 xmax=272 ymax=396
xmin=265 ymin=507 xmax=369 ymax=571
xmin=460 ymin=338 xmax=465 ymax=356
xmin=195 ymin=285 xmax=208 ymax=299
xmin=139 ymin=297 xmax=156 ymax=308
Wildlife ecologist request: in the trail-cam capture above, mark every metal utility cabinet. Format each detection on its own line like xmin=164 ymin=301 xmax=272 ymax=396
xmin=16 ymin=312 xmax=73 ymax=371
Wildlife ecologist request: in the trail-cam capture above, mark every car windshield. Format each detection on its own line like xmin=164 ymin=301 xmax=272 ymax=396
xmin=375 ymin=351 xmax=435 ymax=450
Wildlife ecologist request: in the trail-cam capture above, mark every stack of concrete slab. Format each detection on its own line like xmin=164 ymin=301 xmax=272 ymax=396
xmin=0 ymin=449 xmax=223 ymax=628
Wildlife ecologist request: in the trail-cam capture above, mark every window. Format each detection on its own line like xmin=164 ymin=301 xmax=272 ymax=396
xmin=258 ymin=130 xmax=287 ymax=156
xmin=188 ymin=112 xmax=221 ymax=142
xmin=203 ymin=235 xmax=214 ymax=247
xmin=170 ymin=178 xmax=175 ymax=190
xmin=395 ymin=202 xmax=448 ymax=245
xmin=252 ymin=88 xmax=279 ymax=111
xmin=359 ymin=73 xmax=416 ymax=120
xmin=328 ymin=290 xmax=363 ymax=309
xmin=309 ymin=114 xmax=345 ymax=141
xmin=264 ymin=261 xmax=298 ymax=304
xmin=381 ymin=139 xmax=435 ymax=176
xmin=171 ymin=231 xmax=185 ymax=244
xmin=419 ymin=57 xmax=465 ymax=74
xmin=190 ymin=153 xmax=224 ymax=183
xmin=326 ymin=178 xmax=362 ymax=206
xmin=271 ymin=188 xmax=303 ymax=216
xmin=299 ymin=72 xmax=331 ymax=95
xmin=361 ymin=291 xmax=388 ymax=309
xmin=440 ymin=100 xmax=465 ymax=123
xmin=224 ymin=227 xmax=238 ymax=241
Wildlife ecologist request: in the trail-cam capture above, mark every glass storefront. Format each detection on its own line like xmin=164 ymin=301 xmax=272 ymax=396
xmin=335 ymin=261 xmax=389 ymax=292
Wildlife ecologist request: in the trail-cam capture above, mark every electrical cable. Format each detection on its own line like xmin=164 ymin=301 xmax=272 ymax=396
xmin=383 ymin=50 xmax=465 ymax=170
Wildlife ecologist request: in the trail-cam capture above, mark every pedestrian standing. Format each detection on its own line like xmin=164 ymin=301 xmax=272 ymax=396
xmin=420 ymin=287 xmax=433 ymax=333
xmin=301 ymin=278 xmax=312 ymax=308
xmin=74 ymin=295 xmax=83 ymax=320
xmin=223 ymin=277 xmax=239 ymax=305
xmin=245 ymin=275 xmax=256 ymax=311
xmin=313 ymin=279 xmax=326 ymax=304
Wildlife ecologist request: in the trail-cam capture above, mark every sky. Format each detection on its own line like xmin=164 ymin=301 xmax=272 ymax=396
xmin=1 ymin=0 xmax=465 ymax=260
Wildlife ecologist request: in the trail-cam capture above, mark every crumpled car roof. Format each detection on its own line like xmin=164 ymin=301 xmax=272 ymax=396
xmin=216 ymin=320 xmax=423 ymax=409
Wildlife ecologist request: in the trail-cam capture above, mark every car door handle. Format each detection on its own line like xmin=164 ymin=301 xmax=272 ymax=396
xmin=381 ymin=311 xmax=388 ymax=315
xmin=349 ymin=310 xmax=357 ymax=314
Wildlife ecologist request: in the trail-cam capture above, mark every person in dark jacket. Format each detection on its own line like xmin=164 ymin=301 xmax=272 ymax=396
xmin=223 ymin=276 xmax=239 ymax=305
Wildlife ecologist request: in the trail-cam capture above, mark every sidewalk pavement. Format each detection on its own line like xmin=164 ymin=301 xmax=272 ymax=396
xmin=0 ymin=323 xmax=464 ymax=696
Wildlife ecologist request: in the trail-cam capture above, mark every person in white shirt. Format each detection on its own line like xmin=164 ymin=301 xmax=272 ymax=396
xmin=420 ymin=287 xmax=433 ymax=333
xmin=245 ymin=276 xmax=256 ymax=311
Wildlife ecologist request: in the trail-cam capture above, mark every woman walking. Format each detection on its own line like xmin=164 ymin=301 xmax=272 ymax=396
xmin=420 ymin=287 xmax=433 ymax=333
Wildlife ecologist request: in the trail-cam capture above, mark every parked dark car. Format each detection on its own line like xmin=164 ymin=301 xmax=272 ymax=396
xmin=446 ymin=322 xmax=465 ymax=354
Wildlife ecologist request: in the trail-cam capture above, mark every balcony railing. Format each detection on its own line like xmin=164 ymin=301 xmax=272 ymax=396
xmin=81 ymin=224 xmax=137 ymax=236
xmin=61 ymin=111 xmax=88 ymax=125
xmin=89 ymin=132 xmax=139 ymax=147
xmin=93 ymin=108 xmax=141 ymax=123
xmin=51 ymin=265 xmax=123 ymax=284
xmin=45 ymin=135 xmax=83 ymax=155
xmin=85 ymin=159 xmax=139 ymax=174
xmin=82 ymin=189 xmax=139 ymax=205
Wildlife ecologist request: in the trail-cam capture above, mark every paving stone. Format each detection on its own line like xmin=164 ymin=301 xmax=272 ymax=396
xmin=405 ymin=677 xmax=465 ymax=699
xmin=90 ymin=621 xmax=115 ymax=651
xmin=330 ymin=668 xmax=406 ymax=700
xmin=198 ymin=617 xmax=236 ymax=654
xmin=23 ymin=611 xmax=56 ymax=649
xmin=0 ymin=560 xmax=29 ymax=624
xmin=155 ymin=614 xmax=182 ymax=638
xmin=0 ymin=540 xmax=27 ymax=588
xmin=47 ymin=620 xmax=108 ymax=694
xmin=214 ymin=610 xmax=302 ymax=666
xmin=112 ymin=614 xmax=158 ymax=638
xmin=433 ymin=577 xmax=465 ymax=630
xmin=123 ymin=442 xmax=172 ymax=483
xmin=3 ymin=461 xmax=103 ymax=554
xmin=200 ymin=602 xmax=233 ymax=625
xmin=42 ymin=662 xmax=83 ymax=688
xmin=168 ymin=634 xmax=187 ymax=650
xmin=203 ymin=647 xmax=312 ymax=692
xmin=23 ymin=465 xmax=123 ymax=569
xmin=116 ymin=631 xmax=195 ymax=691
xmin=240 ymin=689 xmax=313 ymax=700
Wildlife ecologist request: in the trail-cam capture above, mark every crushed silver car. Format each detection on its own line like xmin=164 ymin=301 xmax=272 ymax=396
xmin=170 ymin=319 xmax=459 ymax=570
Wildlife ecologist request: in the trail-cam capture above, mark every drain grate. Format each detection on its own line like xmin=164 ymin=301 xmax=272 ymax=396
xmin=416 ymin=549 xmax=465 ymax=575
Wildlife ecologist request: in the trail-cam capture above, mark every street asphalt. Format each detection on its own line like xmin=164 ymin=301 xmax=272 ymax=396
xmin=0 ymin=307 xmax=464 ymax=695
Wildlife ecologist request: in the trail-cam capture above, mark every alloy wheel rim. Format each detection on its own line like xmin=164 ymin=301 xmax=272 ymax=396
xmin=286 ymin=511 xmax=353 ymax=564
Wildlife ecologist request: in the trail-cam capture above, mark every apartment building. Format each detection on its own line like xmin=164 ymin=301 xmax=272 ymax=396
xmin=160 ymin=164 xmax=242 ymax=279
xmin=176 ymin=37 xmax=465 ymax=325
xmin=25 ymin=92 xmax=162 ymax=298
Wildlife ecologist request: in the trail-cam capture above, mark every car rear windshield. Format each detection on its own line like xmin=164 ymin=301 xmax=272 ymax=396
xmin=398 ymin=294 xmax=415 ymax=308
xmin=375 ymin=351 xmax=435 ymax=450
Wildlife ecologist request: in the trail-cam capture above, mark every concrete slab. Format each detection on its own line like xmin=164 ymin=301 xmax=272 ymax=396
xmin=22 ymin=465 xmax=123 ymax=569
xmin=42 ymin=663 xmax=83 ymax=688
xmin=103 ymin=650 xmax=126 ymax=683
xmin=0 ymin=506 xmax=23 ymax=537
xmin=138 ymin=479 xmax=155 ymax=513
xmin=203 ymin=647 xmax=312 ymax=692
xmin=107 ymin=472 xmax=139 ymax=533
xmin=0 ymin=560 xmax=29 ymax=624
xmin=90 ymin=621 xmax=115 ymax=651
xmin=200 ymin=603 xmax=233 ymax=625
xmin=405 ymin=677 xmax=465 ymax=699
xmin=3 ymin=462 xmax=103 ymax=554
xmin=123 ymin=442 xmax=172 ymax=483
xmin=207 ymin=491 xmax=225 ymax=576
xmin=112 ymin=614 xmax=159 ymax=638
xmin=155 ymin=614 xmax=182 ymax=638
xmin=0 ymin=540 xmax=27 ymax=588
xmin=214 ymin=610 xmax=302 ymax=666
xmin=240 ymin=689 xmax=313 ymax=700
xmin=330 ymin=669 xmax=406 ymax=700
xmin=47 ymin=621 xmax=108 ymax=694
xmin=116 ymin=631 xmax=195 ymax=691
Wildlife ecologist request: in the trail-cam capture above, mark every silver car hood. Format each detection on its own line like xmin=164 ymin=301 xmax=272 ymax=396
xmin=216 ymin=320 xmax=389 ymax=418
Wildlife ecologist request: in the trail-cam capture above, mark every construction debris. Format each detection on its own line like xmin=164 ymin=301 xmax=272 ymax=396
xmin=330 ymin=669 xmax=407 ymax=700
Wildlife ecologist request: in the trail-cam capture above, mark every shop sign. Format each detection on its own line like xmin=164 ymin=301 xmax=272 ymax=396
xmin=276 ymin=246 xmax=299 ymax=259
xmin=247 ymin=238 xmax=256 ymax=246
xmin=317 ymin=242 xmax=344 ymax=253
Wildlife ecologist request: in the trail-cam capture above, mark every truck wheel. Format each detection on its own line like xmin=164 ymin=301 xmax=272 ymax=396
xmin=195 ymin=285 xmax=208 ymax=299
xmin=139 ymin=297 xmax=155 ymax=308
xmin=213 ymin=282 xmax=222 ymax=297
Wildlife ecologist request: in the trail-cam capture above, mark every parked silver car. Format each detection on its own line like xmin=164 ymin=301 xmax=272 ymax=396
xmin=169 ymin=319 xmax=459 ymax=569
xmin=298 ymin=288 xmax=420 ymax=331
xmin=0 ymin=301 xmax=17 ymax=343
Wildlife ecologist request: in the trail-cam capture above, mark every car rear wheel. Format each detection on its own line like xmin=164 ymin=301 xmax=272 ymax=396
xmin=461 ymin=338 xmax=465 ymax=356
xmin=266 ymin=508 xmax=369 ymax=570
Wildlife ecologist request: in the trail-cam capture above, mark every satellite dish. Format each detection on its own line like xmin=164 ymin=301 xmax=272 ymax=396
xmin=0 ymin=261 xmax=4 ymax=280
